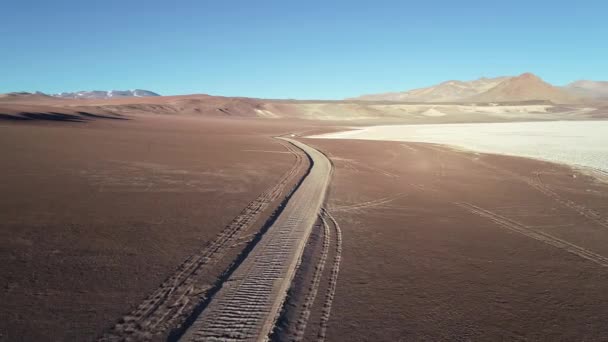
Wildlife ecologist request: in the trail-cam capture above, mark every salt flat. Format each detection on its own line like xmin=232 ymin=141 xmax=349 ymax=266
xmin=311 ymin=120 xmax=608 ymax=172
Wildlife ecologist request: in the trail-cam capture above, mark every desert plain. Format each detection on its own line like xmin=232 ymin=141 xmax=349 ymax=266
xmin=1 ymin=84 xmax=608 ymax=341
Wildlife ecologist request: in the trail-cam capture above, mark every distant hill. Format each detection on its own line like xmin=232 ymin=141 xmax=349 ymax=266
xmin=1 ymin=91 xmax=603 ymax=123
xmin=466 ymin=73 xmax=578 ymax=104
xmin=564 ymin=80 xmax=608 ymax=99
xmin=349 ymin=76 xmax=510 ymax=102
xmin=0 ymin=92 xmax=56 ymax=101
xmin=350 ymin=73 xmax=607 ymax=104
xmin=51 ymin=89 xmax=160 ymax=99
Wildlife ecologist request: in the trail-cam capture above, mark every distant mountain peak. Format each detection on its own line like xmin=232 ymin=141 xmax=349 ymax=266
xmin=349 ymin=72 xmax=590 ymax=104
xmin=518 ymin=72 xmax=539 ymax=79
xmin=51 ymin=89 xmax=160 ymax=99
xmin=466 ymin=73 xmax=577 ymax=103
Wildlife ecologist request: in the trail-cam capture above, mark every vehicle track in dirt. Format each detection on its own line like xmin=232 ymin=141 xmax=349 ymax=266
xmin=291 ymin=211 xmax=332 ymax=341
xmin=270 ymin=207 xmax=343 ymax=342
xmin=331 ymin=193 xmax=407 ymax=213
xmin=176 ymin=138 xmax=332 ymax=342
xmin=532 ymin=172 xmax=608 ymax=229
xmin=329 ymin=156 xmax=398 ymax=179
xmin=457 ymin=202 xmax=608 ymax=267
xmin=467 ymin=155 xmax=608 ymax=230
xmin=99 ymin=139 xmax=307 ymax=341
xmin=316 ymin=209 xmax=342 ymax=342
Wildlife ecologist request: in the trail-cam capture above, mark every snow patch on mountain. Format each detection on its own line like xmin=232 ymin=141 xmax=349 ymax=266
xmin=51 ymin=89 xmax=160 ymax=99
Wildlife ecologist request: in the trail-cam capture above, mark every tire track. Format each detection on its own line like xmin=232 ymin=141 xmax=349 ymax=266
xmin=457 ymin=202 xmax=608 ymax=267
xmin=410 ymin=144 xmax=607 ymax=230
xmin=330 ymin=157 xmax=360 ymax=173
xmin=177 ymin=138 xmax=332 ymax=342
xmin=400 ymin=143 xmax=419 ymax=153
xmin=469 ymin=156 xmax=608 ymax=230
xmin=288 ymin=213 xmax=332 ymax=341
xmin=99 ymin=139 xmax=306 ymax=341
xmin=317 ymin=208 xmax=342 ymax=342
xmin=332 ymin=192 xmax=407 ymax=213
xmin=532 ymin=172 xmax=608 ymax=229
xmin=331 ymin=157 xmax=398 ymax=179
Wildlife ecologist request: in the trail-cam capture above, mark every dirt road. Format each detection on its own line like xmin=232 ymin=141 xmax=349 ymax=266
xmin=178 ymin=137 xmax=332 ymax=341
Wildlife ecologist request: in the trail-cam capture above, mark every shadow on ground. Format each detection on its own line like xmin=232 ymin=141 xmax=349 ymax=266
xmin=0 ymin=111 xmax=129 ymax=122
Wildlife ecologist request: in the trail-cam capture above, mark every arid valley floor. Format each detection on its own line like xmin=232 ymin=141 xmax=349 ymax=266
xmin=1 ymin=97 xmax=608 ymax=341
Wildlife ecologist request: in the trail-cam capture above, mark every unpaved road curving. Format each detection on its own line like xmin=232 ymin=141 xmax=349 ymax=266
xmin=178 ymin=137 xmax=332 ymax=341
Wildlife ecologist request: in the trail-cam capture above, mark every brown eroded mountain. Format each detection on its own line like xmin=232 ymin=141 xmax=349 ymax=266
xmin=467 ymin=73 xmax=579 ymax=104
xmin=350 ymin=76 xmax=510 ymax=102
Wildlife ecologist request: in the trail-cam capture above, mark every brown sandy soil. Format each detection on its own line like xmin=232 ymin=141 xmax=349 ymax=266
xmin=0 ymin=116 xmax=316 ymax=341
xmin=302 ymin=138 xmax=608 ymax=341
xmin=3 ymin=112 xmax=608 ymax=341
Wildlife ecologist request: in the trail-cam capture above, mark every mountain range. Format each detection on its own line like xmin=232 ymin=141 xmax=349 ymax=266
xmin=352 ymin=76 xmax=510 ymax=102
xmin=351 ymin=73 xmax=608 ymax=103
xmin=5 ymin=74 xmax=608 ymax=106
xmin=50 ymin=89 xmax=160 ymax=99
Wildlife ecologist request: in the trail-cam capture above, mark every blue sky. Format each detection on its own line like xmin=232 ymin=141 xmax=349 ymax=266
xmin=1 ymin=0 xmax=606 ymax=99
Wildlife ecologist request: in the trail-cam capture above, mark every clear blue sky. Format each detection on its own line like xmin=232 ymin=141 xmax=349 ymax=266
xmin=1 ymin=0 xmax=606 ymax=99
